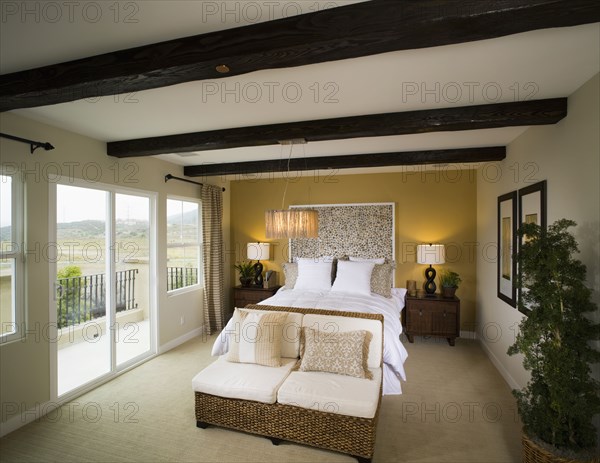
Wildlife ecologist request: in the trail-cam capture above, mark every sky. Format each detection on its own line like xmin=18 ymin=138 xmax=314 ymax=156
xmin=57 ymin=185 xmax=149 ymax=223
xmin=0 ymin=175 xmax=11 ymax=228
xmin=0 ymin=182 xmax=196 ymax=227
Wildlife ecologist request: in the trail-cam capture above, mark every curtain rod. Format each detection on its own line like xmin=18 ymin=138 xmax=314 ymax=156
xmin=0 ymin=132 xmax=55 ymax=154
xmin=164 ymin=174 xmax=226 ymax=192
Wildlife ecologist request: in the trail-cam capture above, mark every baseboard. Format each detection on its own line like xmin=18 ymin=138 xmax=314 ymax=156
xmin=0 ymin=398 xmax=57 ymax=437
xmin=478 ymin=339 xmax=521 ymax=390
xmin=159 ymin=326 xmax=204 ymax=354
xmin=460 ymin=330 xmax=477 ymax=340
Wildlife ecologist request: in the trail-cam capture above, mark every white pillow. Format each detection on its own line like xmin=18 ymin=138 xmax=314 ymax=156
xmin=349 ymin=256 xmax=386 ymax=265
xmin=294 ymin=258 xmax=333 ymax=291
xmin=331 ymin=260 xmax=375 ymax=296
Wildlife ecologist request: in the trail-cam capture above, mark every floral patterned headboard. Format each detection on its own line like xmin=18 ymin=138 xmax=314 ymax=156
xmin=289 ymin=203 xmax=395 ymax=262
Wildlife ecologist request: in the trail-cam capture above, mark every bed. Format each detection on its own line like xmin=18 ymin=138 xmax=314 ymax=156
xmin=214 ymin=202 xmax=409 ymax=394
xmin=212 ymin=282 xmax=408 ymax=394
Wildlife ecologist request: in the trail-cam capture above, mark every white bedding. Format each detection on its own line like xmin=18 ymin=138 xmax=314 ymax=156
xmin=212 ymin=287 xmax=408 ymax=395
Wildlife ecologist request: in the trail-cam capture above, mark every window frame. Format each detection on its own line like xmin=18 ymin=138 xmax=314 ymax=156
xmin=166 ymin=196 xmax=202 ymax=295
xmin=0 ymin=169 xmax=25 ymax=345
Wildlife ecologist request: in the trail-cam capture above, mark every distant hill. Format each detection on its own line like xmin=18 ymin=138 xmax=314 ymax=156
xmin=0 ymin=225 xmax=9 ymax=242
xmin=167 ymin=209 xmax=198 ymax=226
xmin=0 ymin=214 xmax=192 ymax=242
xmin=0 ymin=219 xmax=150 ymax=241
xmin=58 ymin=220 xmax=106 ymax=238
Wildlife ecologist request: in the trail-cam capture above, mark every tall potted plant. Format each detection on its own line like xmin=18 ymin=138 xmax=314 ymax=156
xmin=508 ymin=219 xmax=600 ymax=462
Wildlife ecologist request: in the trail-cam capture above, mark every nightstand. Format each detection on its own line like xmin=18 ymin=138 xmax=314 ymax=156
xmin=233 ymin=285 xmax=281 ymax=308
xmin=403 ymin=294 xmax=460 ymax=346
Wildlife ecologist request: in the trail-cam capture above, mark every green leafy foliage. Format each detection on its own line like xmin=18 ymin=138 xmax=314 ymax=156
xmin=57 ymin=265 xmax=83 ymax=280
xmin=508 ymin=219 xmax=600 ymax=452
xmin=439 ymin=270 xmax=461 ymax=288
xmin=234 ymin=261 xmax=256 ymax=279
xmin=56 ymin=265 xmax=89 ymax=328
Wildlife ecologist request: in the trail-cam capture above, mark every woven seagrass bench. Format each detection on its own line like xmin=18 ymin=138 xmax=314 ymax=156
xmin=192 ymin=305 xmax=384 ymax=463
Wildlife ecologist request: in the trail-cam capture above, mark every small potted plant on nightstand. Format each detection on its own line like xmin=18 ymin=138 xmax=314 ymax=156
xmin=439 ymin=269 xmax=461 ymax=298
xmin=234 ymin=261 xmax=256 ymax=287
xmin=508 ymin=219 xmax=599 ymax=462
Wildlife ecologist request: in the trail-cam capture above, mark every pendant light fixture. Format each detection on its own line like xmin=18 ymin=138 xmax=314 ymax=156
xmin=265 ymin=139 xmax=318 ymax=239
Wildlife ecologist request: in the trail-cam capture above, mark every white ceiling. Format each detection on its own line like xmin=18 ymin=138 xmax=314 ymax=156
xmin=2 ymin=1 xmax=599 ymax=169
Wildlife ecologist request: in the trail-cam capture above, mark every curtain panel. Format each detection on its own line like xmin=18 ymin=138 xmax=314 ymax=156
xmin=201 ymin=184 xmax=225 ymax=334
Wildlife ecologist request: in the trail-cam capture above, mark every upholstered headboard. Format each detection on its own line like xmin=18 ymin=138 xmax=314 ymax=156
xmin=289 ymin=202 xmax=395 ymax=262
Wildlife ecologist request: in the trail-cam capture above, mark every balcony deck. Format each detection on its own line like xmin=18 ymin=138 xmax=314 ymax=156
xmin=58 ymin=319 xmax=151 ymax=396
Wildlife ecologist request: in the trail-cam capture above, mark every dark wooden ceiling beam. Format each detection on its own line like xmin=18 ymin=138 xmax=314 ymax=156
xmin=107 ymin=98 xmax=567 ymax=157
xmin=2 ymin=0 xmax=598 ymax=111
xmin=184 ymin=147 xmax=506 ymax=177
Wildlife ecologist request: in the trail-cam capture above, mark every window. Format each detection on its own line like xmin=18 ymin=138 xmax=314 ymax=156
xmin=167 ymin=198 xmax=201 ymax=291
xmin=0 ymin=172 xmax=24 ymax=343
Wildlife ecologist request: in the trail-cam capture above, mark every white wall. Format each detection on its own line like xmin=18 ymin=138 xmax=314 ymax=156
xmin=0 ymin=112 xmax=230 ymax=428
xmin=476 ymin=73 xmax=600 ymax=389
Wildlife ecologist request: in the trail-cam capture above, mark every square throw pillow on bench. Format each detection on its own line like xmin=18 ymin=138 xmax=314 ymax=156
xmin=299 ymin=328 xmax=373 ymax=379
xmin=226 ymin=309 xmax=289 ymax=367
xmin=212 ymin=309 xmax=302 ymax=359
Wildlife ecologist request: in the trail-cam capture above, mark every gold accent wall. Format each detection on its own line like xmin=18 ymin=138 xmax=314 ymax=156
xmin=229 ymin=168 xmax=477 ymax=331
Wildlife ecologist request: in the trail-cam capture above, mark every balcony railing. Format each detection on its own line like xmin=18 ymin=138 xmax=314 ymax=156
xmin=167 ymin=267 xmax=198 ymax=291
xmin=56 ymin=269 xmax=138 ymax=329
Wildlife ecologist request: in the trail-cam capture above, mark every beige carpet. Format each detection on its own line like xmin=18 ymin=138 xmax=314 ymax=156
xmin=0 ymin=334 xmax=521 ymax=463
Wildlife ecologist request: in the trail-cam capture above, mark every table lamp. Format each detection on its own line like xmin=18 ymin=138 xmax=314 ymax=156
xmin=416 ymin=244 xmax=445 ymax=296
xmin=247 ymin=242 xmax=270 ymax=287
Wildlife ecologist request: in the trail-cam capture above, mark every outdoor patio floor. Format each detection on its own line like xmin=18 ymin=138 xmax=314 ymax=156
xmin=58 ymin=319 xmax=151 ymax=396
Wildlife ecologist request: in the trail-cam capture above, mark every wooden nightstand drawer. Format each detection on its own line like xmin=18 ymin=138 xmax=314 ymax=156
xmin=404 ymin=295 xmax=460 ymax=346
xmin=233 ymin=285 xmax=281 ymax=308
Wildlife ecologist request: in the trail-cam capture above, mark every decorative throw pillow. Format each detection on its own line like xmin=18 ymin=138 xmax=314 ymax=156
xmin=226 ymin=309 xmax=288 ymax=367
xmin=282 ymin=262 xmax=298 ymax=289
xmin=299 ymin=327 xmax=373 ymax=379
xmin=331 ymin=260 xmax=375 ymax=296
xmin=370 ymin=263 xmax=394 ymax=298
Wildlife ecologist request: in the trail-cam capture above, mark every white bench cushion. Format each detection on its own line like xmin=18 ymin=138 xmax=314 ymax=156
xmin=192 ymin=356 xmax=297 ymax=404
xmin=277 ymin=367 xmax=382 ymax=419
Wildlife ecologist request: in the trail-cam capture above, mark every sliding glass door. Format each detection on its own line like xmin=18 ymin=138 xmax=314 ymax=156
xmin=55 ymin=183 xmax=155 ymax=396
xmin=115 ymin=193 xmax=152 ymax=366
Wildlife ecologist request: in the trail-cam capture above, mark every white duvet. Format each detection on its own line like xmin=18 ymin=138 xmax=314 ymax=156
xmin=212 ymin=287 xmax=409 ymax=394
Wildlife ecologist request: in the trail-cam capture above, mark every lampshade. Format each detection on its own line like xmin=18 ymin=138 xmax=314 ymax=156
xmin=416 ymin=244 xmax=445 ymax=265
xmin=247 ymin=242 xmax=270 ymax=261
xmin=265 ymin=209 xmax=318 ymax=239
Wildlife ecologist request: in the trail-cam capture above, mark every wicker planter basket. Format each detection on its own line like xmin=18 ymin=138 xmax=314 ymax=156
xmin=522 ymin=432 xmax=600 ymax=463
